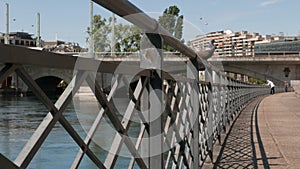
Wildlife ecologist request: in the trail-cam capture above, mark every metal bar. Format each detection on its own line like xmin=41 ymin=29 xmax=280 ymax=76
xmin=205 ymin=70 xmax=214 ymax=162
xmin=71 ymin=74 xmax=120 ymax=169
xmin=143 ymin=32 xmax=164 ymax=169
xmin=140 ymin=77 xmax=150 ymax=167
xmin=59 ymin=114 xmax=106 ymax=169
xmin=186 ymin=60 xmax=200 ymax=169
xmin=164 ymin=82 xmax=184 ymax=168
xmin=85 ymin=74 xmax=148 ymax=169
xmin=128 ymin=124 xmax=146 ymax=169
xmin=0 ymin=64 xmax=18 ymax=84
xmin=104 ymin=77 xmax=147 ymax=168
xmin=13 ymin=69 xmax=89 ymax=168
xmin=163 ymin=83 xmax=184 ymax=167
xmin=0 ymin=154 xmax=19 ymax=169
xmin=15 ymin=68 xmax=107 ymax=169
xmin=0 ymin=45 xmax=147 ymax=75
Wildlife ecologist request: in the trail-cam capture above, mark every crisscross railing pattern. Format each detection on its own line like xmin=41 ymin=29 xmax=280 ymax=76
xmin=0 ymin=61 xmax=270 ymax=169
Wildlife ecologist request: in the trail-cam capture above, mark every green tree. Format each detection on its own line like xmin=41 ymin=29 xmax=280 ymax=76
xmin=88 ymin=15 xmax=142 ymax=53
xmin=159 ymin=5 xmax=184 ymax=51
xmin=87 ymin=15 xmax=113 ymax=52
xmin=248 ymin=77 xmax=265 ymax=85
xmin=114 ymin=24 xmax=142 ymax=52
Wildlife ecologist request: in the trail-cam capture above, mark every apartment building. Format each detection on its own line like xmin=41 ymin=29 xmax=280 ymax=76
xmin=188 ymin=30 xmax=272 ymax=57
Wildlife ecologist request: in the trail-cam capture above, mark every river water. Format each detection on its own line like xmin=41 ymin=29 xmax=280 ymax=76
xmin=0 ymin=95 xmax=139 ymax=169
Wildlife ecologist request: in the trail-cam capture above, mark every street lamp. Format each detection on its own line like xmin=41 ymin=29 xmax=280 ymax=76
xmin=4 ymin=3 xmax=9 ymax=44
xmin=283 ymin=67 xmax=290 ymax=77
xmin=111 ymin=13 xmax=115 ymax=57
xmin=89 ymin=0 xmax=94 ymax=58
xmin=36 ymin=12 xmax=42 ymax=47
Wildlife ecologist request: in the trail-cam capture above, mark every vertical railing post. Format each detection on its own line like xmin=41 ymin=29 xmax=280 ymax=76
xmin=140 ymin=33 xmax=163 ymax=169
xmin=141 ymin=80 xmax=149 ymax=167
xmin=205 ymin=69 xmax=213 ymax=162
xmin=187 ymin=59 xmax=200 ymax=169
xmin=221 ymin=75 xmax=227 ymax=132
xmin=228 ymin=78 xmax=234 ymax=120
xmin=213 ymin=71 xmax=222 ymax=144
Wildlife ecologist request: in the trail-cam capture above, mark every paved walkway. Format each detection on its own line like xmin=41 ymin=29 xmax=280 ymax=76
xmin=204 ymin=92 xmax=300 ymax=169
xmin=257 ymin=92 xmax=300 ymax=168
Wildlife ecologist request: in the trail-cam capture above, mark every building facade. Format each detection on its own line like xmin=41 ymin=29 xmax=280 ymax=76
xmin=188 ymin=30 xmax=280 ymax=57
xmin=0 ymin=32 xmax=36 ymax=47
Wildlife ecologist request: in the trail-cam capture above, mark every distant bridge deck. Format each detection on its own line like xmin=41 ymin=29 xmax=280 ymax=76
xmin=209 ymin=55 xmax=300 ymax=63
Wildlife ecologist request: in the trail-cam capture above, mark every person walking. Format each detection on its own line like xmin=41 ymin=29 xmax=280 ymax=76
xmin=267 ymin=80 xmax=275 ymax=94
xmin=284 ymin=81 xmax=289 ymax=92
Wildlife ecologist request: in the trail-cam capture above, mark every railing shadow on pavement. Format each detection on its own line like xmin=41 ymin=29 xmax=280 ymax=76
xmin=212 ymin=96 xmax=284 ymax=169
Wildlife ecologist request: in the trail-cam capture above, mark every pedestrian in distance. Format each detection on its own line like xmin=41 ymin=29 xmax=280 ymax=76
xmin=284 ymin=81 xmax=289 ymax=92
xmin=267 ymin=80 xmax=275 ymax=94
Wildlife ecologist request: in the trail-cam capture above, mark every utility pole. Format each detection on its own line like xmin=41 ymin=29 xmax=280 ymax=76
xmin=36 ymin=12 xmax=41 ymax=47
xmin=4 ymin=3 xmax=9 ymax=44
xmin=89 ymin=0 xmax=94 ymax=58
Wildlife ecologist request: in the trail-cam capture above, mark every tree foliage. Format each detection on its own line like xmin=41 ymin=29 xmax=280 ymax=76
xmin=89 ymin=15 xmax=112 ymax=52
xmin=114 ymin=24 xmax=142 ymax=52
xmin=88 ymin=15 xmax=142 ymax=53
xmin=88 ymin=5 xmax=184 ymax=53
xmin=158 ymin=5 xmax=184 ymax=51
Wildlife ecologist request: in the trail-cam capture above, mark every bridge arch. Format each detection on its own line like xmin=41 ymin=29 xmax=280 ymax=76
xmin=20 ymin=67 xmax=72 ymax=93
xmin=33 ymin=76 xmax=67 ymax=95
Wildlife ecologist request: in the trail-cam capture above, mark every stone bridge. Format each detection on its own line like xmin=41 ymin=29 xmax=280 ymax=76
xmin=209 ymin=54 xmax=300 ymax=85
xmin=1 ymin=49 xmax=300 ymax=94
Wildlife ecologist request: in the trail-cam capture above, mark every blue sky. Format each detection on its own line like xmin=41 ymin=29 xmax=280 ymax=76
xmin=1 ymin=0 xmax=300 ymax=47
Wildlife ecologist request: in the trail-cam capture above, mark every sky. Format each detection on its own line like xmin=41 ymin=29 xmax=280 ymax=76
xmin=1 ymin=0 xmax=300 ymax=48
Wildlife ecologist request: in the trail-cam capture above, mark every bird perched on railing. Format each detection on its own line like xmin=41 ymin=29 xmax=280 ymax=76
xmin=192 ymin=40 xmax=215 ymax=60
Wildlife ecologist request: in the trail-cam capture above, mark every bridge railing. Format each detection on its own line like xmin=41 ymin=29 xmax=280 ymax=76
xmin=0 ymin=0 xmax=278 ymax=169
xmin=59 ymin=51 xmax=184 ymax=59
xmin=254 ymin=51 xmax=300 ymax=57
xmin=0 ymin=61 xmax=271 ymax=169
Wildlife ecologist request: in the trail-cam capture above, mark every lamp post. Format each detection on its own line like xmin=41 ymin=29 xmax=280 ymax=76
xmin=89 ymin=0 xmax=94 ymax=58
xmin=111 ymin=13 xmax=115 ymax=57
xmin=36 ymin=13 xmax=41 ymax=47
xmin=4 ymin=3 xmax=9 ymax=44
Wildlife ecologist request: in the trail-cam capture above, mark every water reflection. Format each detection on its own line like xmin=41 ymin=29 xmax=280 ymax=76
xmin=0 ymin=95 xmax=102 ymax=169
xmin=0 ymin=94 xmax=142 ymax=169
